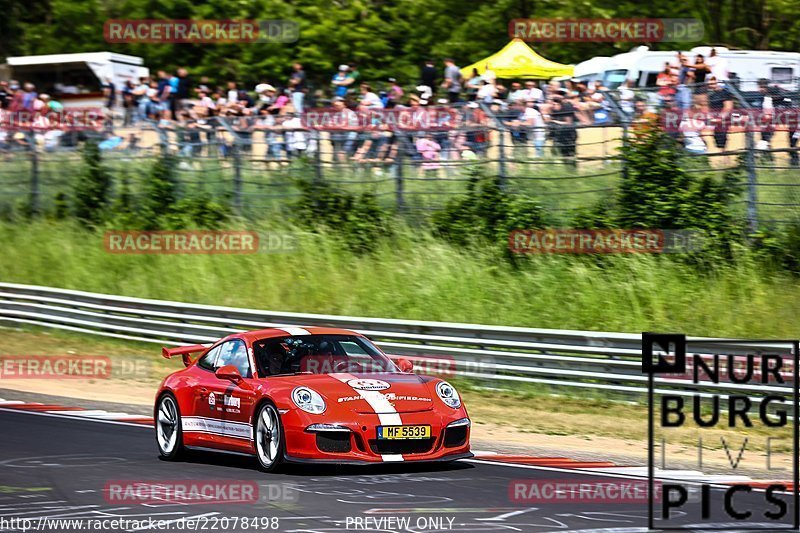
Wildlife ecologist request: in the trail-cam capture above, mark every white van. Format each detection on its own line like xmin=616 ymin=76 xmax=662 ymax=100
xmin=577 ymin=46 xmax=800 ymax=92
xmin=6 ymin=52 xmax=149 ymax=108
xmin=573 ymin=56 xmax=612 ymax=83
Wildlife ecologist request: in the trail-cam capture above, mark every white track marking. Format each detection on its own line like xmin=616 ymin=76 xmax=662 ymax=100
xmin=51 ymin=410 xmax=131 ymax=419
xmin=583 ymin=466 xmax=753 ymax=483
xmin=126 ymin=512 xmax=221 ymax=532
xmin=466 ymin=458 xmax=790 ymax=493
xmin=0 ymin=406 xmax=152 ymax=428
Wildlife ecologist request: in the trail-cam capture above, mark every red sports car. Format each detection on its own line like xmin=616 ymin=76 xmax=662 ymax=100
xmin=154 ymin=327 xmax=472 ymax=471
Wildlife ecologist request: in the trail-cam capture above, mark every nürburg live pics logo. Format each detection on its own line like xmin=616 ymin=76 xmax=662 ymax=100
xmin=644 ymin=332 xmax=800 ymax=530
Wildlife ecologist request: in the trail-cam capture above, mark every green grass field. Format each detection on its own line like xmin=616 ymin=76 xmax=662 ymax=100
xmin=2 ymin=219 xmax=800 ymax=339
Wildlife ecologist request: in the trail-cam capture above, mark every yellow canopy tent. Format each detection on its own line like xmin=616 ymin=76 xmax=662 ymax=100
xmin=460 ymin=38 xmax=574 ymax=80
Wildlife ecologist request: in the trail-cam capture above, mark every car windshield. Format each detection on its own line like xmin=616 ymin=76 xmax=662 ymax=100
xmin=253 ymin=334 xmax=398 ymax=376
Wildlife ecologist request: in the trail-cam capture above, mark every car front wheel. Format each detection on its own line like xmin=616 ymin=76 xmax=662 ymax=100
xmin=255 ymin=403 xmax=284 ymax=472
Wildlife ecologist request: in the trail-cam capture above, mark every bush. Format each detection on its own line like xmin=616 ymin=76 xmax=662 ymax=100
xmin=139 ymin=151 xmax=180 ymax=229
xmin=72 ymin=140 xmax=112 ymax=226
xmin=617 ymin=123 xmax=744 ymax=235
xmin=293 ymin=178 xmax=391 ymax=252
xmin=752 ymin=218 xmax=800 ymax=275
xmin=432 ymin=169 xmax=546 ymax=248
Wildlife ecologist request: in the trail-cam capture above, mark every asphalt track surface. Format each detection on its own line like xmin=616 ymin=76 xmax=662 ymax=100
xmin=0 ymin=409 xmax=793 ymax=532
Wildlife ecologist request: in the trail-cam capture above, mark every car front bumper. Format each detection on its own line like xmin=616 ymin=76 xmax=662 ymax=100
xmin=281 ymin=408 xmax=471 ymax=464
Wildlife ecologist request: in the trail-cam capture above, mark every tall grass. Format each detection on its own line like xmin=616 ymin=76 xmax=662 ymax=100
xmin=1 ymin=220 xmax=799 ymax=338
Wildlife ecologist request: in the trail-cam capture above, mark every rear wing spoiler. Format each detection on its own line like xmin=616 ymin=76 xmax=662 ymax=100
xmin=162 ymin=344 xmax=210 ymax=367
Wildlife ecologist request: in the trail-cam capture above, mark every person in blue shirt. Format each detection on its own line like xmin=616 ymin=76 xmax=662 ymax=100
xmin=332 ymin=65 xmax=352 ymax=98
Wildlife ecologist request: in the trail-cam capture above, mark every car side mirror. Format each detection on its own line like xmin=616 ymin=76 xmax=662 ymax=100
xmin=215 ymin=364 xmax=242 ymax=383
xmin=397 ymin=358 xmax=414 ymax=373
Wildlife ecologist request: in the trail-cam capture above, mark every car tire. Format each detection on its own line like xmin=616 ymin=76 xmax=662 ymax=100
xmin=254 ymin=403 xmax=285 ymax=472
xmin=155 ymin=393 xmax=185 ymax=460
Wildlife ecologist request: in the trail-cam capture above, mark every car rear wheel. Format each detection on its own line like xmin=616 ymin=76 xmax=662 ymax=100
xmin=156 ymin=394 xmax=185 ymax=460
xmin=255 ymin=403 xmax=284 ymax=472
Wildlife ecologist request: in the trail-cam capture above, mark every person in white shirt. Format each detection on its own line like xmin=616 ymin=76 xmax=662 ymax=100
xmin=523 ymin=100 xmax=546 ymax=157
xmin=508 ymin=82 xmax=527 ymax=103
xmin=706 ymin=48 xmax=729 ymax=81
xmin=619 ymin=79 xmax=635 ymax=115
xmin=477 ymin=80 xmax=497 ymax=103
xmin=482 ymin=64 xmax=497 ymax=85
xmin=522 ymin=81 xmax=543 ymax=103
xmin=359 ymin=84 xmax=384 ymax=109
xmin=226 ymin=81 xmax=238 ymax=104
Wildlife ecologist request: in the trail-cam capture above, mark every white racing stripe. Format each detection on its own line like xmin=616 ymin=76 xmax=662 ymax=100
xmin=182 ymin=416 xmax=252 ymax=440
xmin=333 ymin=373 xmax=404 ymax=462
xmin=279 ymin=326 xmax=311 ymax=336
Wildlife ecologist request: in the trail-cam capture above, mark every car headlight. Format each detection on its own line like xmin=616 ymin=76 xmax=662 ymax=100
xmin=436 ymin=381 xmax=461 ymax=409
xmin=292 ymin=387 xmax=326 ymax=414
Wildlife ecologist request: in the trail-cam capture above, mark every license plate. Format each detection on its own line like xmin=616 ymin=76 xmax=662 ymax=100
xmin=377 ymin=425 xmax=431 ymax=440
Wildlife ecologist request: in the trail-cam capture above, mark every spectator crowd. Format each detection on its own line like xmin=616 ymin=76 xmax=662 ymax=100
xmin=1 ymin=53 xmax=797 ymax=166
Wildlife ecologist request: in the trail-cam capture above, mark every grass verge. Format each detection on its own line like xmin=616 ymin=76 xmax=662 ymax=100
xmin=2 ymin=220 xmax=800 ymax=338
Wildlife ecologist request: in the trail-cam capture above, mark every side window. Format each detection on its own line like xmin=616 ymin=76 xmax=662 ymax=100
xmin=215 ymin=340 xmax=252 ymax=378
xmin=197 ymin=345 xmax=221 ymax=371
xmin=771 ymin=67 xmax=793 ymax=85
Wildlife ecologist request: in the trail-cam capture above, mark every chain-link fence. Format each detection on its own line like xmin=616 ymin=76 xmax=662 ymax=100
xmin=1 ymin=87 xmax=798 ymax=227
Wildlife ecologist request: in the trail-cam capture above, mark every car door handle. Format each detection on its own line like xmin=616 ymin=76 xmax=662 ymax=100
xmin=198 ymin=387 xmax=210 ymax=398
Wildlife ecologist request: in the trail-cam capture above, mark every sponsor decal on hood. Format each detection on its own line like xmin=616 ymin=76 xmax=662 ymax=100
xmin=347 ymin=378 xmax=390 ymax=391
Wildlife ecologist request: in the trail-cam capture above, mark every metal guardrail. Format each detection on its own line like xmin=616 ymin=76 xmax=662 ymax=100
xmin=0 ymin=282 xmax=792 ymax=401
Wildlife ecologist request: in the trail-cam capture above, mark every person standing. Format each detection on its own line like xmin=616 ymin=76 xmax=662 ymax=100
xmin=288 ymin=63 xmax=306 ymax=113
xmin=121 ymin=81 xmax=136 ymax=126
xmin=420 ymin=60 xmax=438 ymax=95
xmin=692 ymin=55 xmax=711 ymax=107
xmin=331 ymin=65 xmax=352 ymax=98
xmin=102 ymin=77 xmax=116 ymax=109
xmin=386 ymin=78 xmax=404 ymax=108
xmin=175 ymin=68 xmax=192 ymax=113
xmin=442 ymin=58 xmax=463 ymax=103
xmin=522 ymin=81 xmax=543 ymax=103
xmin=359 ymin=83 xmax=383 ymax=109
xmin=133 ymin=77 xmax=150 ymax=123
xmin=549 ymin=95 xmax=577 ymax=164
xmin=706 ymin=77 xmax=733 ymax=154
xmin=706 ymin=48 xmax=729 ymax=81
